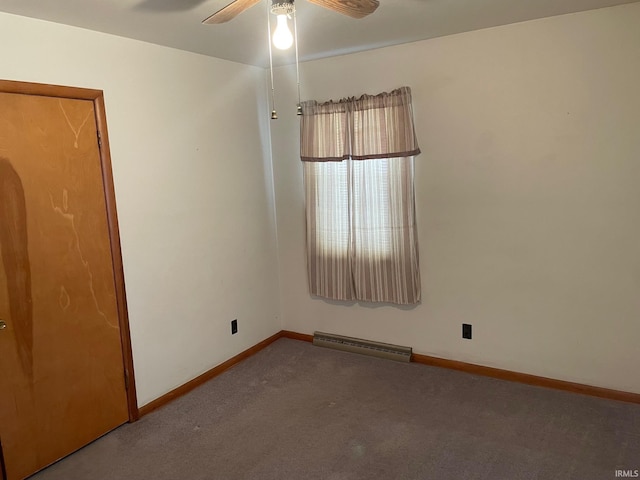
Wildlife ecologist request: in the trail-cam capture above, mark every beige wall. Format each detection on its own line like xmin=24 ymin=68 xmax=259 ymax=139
xmin=271 ymin=4 xmax=640 ymax=393
xmin=1 ymin=2 xmax=639 ymax=406
xmin=0 ymin=12 xmax=281 ymax=406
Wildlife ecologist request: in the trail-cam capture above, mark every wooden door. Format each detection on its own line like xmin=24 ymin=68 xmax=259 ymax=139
xmin=0 ymin=81 xmax=137 ymax=480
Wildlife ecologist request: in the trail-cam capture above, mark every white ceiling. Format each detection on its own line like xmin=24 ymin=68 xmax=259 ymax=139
xmin=0 ymin=0 xmax=638 ymax=67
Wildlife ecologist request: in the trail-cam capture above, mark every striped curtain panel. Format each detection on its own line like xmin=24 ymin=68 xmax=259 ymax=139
xmin=301 ymin=87 xmax=421 ymax=305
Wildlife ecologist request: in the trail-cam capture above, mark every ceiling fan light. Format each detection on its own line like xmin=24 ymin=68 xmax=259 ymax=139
xmin=272 ymin=14 xmax=294 ymax=50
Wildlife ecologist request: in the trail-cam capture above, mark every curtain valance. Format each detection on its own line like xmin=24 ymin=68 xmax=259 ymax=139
xmin=300 ymin=87 xmax=421 ymax=162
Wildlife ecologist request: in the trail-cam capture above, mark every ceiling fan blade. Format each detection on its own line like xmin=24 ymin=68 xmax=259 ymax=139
xmin=202 ymin=0 xmax=261 ymax=24
xmin=307 ymin=0 xmax=380 ymax=19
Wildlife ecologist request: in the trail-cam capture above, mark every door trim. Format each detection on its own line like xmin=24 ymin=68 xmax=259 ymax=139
xmin=0 ymin=79 xmax=139 ymax=421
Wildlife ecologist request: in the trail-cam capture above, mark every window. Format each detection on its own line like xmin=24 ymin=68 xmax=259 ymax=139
xmin=300 ymin=87 xmax=421 ymax=305
xmin=311 ymin=158 xmax=394 ymax=255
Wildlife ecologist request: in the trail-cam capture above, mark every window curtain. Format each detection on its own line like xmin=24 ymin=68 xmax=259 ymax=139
xmin=300 ymin=87 xmax=421 ymax=305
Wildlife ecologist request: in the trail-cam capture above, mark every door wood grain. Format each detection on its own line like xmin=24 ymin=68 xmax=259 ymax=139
xmin=0 ymin=80 xmax=138 ymax=480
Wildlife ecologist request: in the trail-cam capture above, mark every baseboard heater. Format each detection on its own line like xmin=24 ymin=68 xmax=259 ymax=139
xmin=312 ymin=331 xmax=412 ymax=363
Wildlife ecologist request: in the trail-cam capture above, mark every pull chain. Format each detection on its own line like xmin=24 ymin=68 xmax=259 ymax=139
xmin=293 ymin=6 xmax=302 ymax=115
xmin=267 ymin=0 xmax=277 ymax=119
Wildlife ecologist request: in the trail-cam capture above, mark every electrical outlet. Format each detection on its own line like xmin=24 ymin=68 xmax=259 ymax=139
xmin=462 ymin=324 xmax=472 ymax=339
xmin=231 ymin=319 xmax=238 ymax=335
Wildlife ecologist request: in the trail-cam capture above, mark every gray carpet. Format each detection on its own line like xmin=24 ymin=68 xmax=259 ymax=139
xmin=32 ymin=338 xmax=639 ymax=479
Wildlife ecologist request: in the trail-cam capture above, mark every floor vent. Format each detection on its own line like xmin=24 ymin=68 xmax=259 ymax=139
xmin=312 ymin=331 xmax=412 ymax=363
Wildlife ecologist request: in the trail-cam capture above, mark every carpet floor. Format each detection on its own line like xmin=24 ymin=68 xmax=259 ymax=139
xmin=32 ymin=338 xmax=640 ymax=479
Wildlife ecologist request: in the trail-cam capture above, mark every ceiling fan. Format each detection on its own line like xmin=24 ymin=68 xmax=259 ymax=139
xmin=202 ymin=0 xmax=380 ymax=24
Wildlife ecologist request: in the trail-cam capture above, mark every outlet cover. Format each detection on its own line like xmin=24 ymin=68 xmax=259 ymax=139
xmin=462 ymin=324 xmax=472 ymax=339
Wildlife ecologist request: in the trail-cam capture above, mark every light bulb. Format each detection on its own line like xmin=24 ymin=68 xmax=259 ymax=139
xmin=272 ymin=14 xmax=293 ymax=50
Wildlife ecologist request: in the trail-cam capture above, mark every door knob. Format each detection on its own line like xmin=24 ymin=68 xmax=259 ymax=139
xmin=0 ymin=320 xmax=6 ymax=330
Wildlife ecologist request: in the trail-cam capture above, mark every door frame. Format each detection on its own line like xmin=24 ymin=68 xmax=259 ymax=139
xmin=0 ymin=79 xmax=139 ymax=421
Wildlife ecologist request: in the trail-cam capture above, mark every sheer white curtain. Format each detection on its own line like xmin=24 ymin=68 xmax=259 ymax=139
xmin=301 ymin=87 xmax=421 ymax=305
